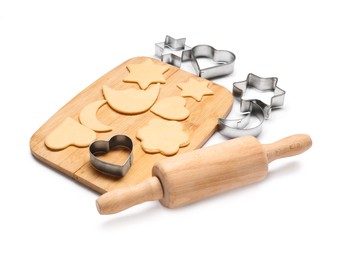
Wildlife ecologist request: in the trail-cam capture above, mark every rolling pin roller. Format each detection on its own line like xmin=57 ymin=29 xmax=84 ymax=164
xmin=96 ymin=134 xmax=312 ymax=215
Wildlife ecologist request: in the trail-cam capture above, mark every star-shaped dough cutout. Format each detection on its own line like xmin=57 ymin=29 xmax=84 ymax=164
xmin=177 ymin=78 xmax=214 ymax=102
xmin=123 ymin=59 xmax=169 ymax=90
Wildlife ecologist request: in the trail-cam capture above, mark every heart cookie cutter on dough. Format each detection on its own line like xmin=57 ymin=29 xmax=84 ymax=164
xmin=89 ymin=135 xmax=133 ymax=177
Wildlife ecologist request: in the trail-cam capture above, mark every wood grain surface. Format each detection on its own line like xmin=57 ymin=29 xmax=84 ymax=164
xmin=30 ymin=57 xmax=233 ymax=194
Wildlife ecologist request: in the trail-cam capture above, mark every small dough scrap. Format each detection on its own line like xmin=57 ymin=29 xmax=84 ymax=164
xmin=151 ymin=96 xmax=189 ymax=121
xmin=103 ymin=84 xmax=160 ymax=114
xmin=123 ymin=59 xmax=169 ymax=90
xmin=45 ymin=117 xmax=96 ymax=150
xmin=137 ymin=118 xmax=190 ymax=156
xmin=79 ymin=100 xmax=111 ymax=132
xmin=177 ymin=78 xmax=214 ymax=102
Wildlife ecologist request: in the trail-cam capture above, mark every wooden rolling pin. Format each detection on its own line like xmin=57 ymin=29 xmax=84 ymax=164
xmin=96 ymin=134 xmax=312 ymax=215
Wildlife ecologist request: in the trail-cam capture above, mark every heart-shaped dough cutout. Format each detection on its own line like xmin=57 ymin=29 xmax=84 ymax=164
xmin=45 ymin=117 xmax=96 ymax=150
xmin=151 ymin=96 xmax=189 ymax=121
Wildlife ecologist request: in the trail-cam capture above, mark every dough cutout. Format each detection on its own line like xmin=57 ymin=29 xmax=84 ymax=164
xmin=45 ymin=117 xmax=96 ymax=150
xmin=103 ymin=84 xmax=160 ymax=114
xmin=151 ymin=96 xmax=189 ymax=121
xmin=79 ymin=100 xmax=111 ymax=132
xmin=177 ymin=78 xmax=214 ymax=102
xmin=137 ymin=118 xmax=190 ymax=156
xmin=123 ymin=59 xmax=169 ymax=90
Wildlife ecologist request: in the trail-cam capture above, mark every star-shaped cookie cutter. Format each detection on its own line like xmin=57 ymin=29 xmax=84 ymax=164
xmin=155 ymin=35 xmax=191 ymax=67
xmin=233 ymin=73 xmax=286 ymax=119
xmin=218 ymin=73 xmax=286 ymax=138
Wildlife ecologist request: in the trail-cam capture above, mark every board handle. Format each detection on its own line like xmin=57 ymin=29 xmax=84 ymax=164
xmin=96 ymin=176 xmax=163 ymax=215
xmin=264 ymin=134 xmax=312 ymax=163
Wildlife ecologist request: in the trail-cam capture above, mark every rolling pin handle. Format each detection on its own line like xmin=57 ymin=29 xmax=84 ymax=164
xmin=96 ymin=176 xmax=163 ymax=215
xmin=264 ymin=134 xmax=312 ymax=163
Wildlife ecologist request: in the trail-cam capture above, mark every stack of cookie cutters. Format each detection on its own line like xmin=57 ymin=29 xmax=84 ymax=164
xmin=155 ymin=35 xmax=236 ymax=79
xmin=218 ymin=73 xmax=286 ymax=138
xmin=155 ymin=36 xmax=286 ymax=138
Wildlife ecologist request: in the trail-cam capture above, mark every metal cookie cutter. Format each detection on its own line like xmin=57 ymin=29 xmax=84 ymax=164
xmin=233 ymin=73 xmax=286 ymax=119
xmin=218 ymin=102 xmax=265 ymax=138
xmin=190 ymin=45 xmax=236 ymax=79
xmin=218 ymin=73 xmax=286 ymax=138
xmin=155 ymin=35 xmax=191 ymax=67
xmin=89 ymin=135 xmax=133 ymax=177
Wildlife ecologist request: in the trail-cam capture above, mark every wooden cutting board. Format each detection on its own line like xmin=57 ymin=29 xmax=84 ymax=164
xmin=30 ymin=57 xmax=233 ymax=194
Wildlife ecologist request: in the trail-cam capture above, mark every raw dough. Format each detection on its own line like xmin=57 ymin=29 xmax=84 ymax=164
xmin=45 ymin=117 xmax=96 ymax=150
xmin=123 ymin=59 xmax=169 ymax=90
xmin=103 ymin=84 xmax=160 ymax=114
xmin=177 ymin=78 xmax=214 ymax=102
xmin=136 ymin=118 xmax=190 ymax=156
xmin=79 ymin=100 xmax=111 ymax=132
xmin=151 ymin=96 xmax=189 ymax=121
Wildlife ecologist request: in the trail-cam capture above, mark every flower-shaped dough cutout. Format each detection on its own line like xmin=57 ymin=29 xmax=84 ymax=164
xmin=123 ymin=59 xmax=169 ymax=90
xmin=45 ymin=117 xmax=96 ymax=150
xmin=177 ymin=78 xmax=214 ymax=102
xmin=137 ymin=118 xmax=190 ymax=156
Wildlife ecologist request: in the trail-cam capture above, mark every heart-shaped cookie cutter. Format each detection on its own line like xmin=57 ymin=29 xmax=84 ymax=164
xmin=89 ymin=135 xmax=133 ymax=177
xmin=190 ymin=45 xmax=236 ymax=79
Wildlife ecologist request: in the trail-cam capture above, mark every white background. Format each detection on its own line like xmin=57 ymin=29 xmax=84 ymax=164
xmin=1 ymin=0 xmax=341 ymax=259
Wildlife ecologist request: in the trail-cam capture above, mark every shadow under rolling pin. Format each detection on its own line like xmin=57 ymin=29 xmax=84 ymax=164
xmin=96 ymin=134 xmax=312 ymax=215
